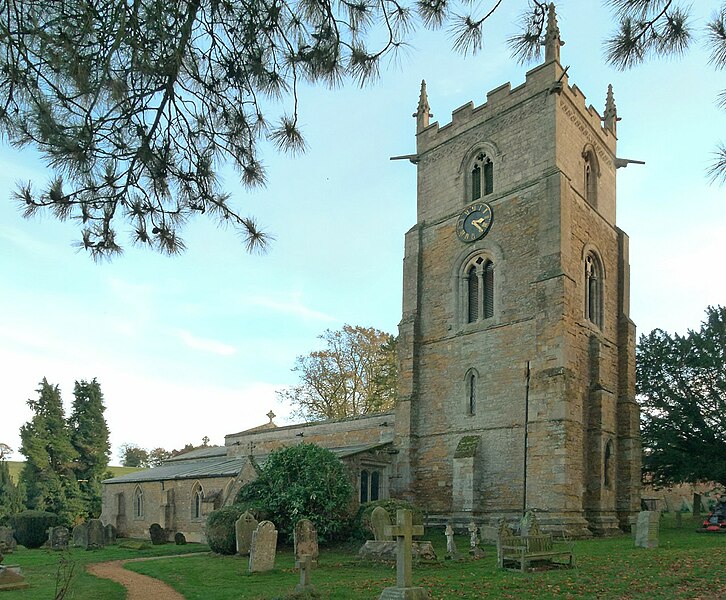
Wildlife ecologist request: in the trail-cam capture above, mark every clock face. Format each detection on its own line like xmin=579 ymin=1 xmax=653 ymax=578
xmin=456 ymin=202 xmax=493 ymax=243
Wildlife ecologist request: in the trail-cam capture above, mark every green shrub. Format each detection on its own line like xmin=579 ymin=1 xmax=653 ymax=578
xmin=10 ymin=509 xmax=59 ymax=548
xmin=205 ymin=505 xmax=246 ymax=555
xmin=353 ymin=499 xmax=423 ymax=540
xmin=237 ymin=443 xmax=354 ymax=543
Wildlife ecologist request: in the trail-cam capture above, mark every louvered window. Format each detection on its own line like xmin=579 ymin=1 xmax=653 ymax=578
xmin=471 ymin=164 xmax=481 ymax=200
xmin=483 ymin=261 xmax=494 ymax=318
xmin=484 ymin=160 xmax=493 ymax=195
xmin=467 ymin=265 xmax=479 ymax=323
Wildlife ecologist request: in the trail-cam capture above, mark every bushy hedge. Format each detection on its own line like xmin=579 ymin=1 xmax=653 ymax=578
xmin=10 ymin=510 xmax=59 ymax=549
xmin=237 ymin=443 xmax=354 ymax=543
xmin=205 ymin=505 xmax=246 ymax=555
xmin=353 ymin=499 xmax=423 ymax=540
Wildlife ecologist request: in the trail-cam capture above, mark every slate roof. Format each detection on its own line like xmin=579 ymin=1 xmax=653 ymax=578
xmin=165 ymin=445 xmax=227 ymax=462
xmin=102 ymin=455 xmax=247 ymax=484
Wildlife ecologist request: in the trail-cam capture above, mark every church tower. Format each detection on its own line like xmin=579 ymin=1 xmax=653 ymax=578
xmin=392 ymin=5 xmax=641 ymax=536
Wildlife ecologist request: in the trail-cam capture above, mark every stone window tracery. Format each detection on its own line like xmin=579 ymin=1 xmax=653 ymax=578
xmin=133 ymin=486 xmax=144 ymax=519
xmin=585 ymin=252 xmax=603 ymax=328
xmin=360 ymin=468 xmax=381 ymax=503
xmin=191 ymin=482 xmax=203 ymax=520
xmin=582 ymin=147 xmax=599 ymax=208
xmin=470 ymin=153 xmax=493 ymax=201
xmin=466 ymin=256 xmax=495 ymax=323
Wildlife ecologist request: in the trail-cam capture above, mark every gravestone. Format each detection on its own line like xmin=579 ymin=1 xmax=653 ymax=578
xmin=175 ymin=532 xmax=187 ymax=545
xmin=295 ymin=553 xmax=316 ymax=594
xmin=378 ymin=509 xmax=429 ymax=600
xmin=0 ymin=527 xmax=16 ymax=553
xmin=104 ymin=523 xmax=117 ymax=545
xmin=248 ymin=521 xmax=277 ymax=573
xmin=635 ymin=511 xmax=660 ymax=548
xmin=467 ymin=521 xmax=484 ymax=557
xmin=693 ymin=493 xmax=702 ymax=521
xmin=675 ymin=511 xmax=682 ymax=528
xmin=72 ymin=522 xmax=89 ymax=548
xmin=235 ymin=510 xmax=258 ymax=556
xmin=87 ymin=519 xmax=105 ymax=549
xmin=149 ymin=523 xmax=166 ymax=545
xmin=0 ymin=551 xmax=29 ymax=591
xmin=48 ymin=526 xmax=70 ymax=550
xmin=294 ymin=519 xmax=319 ymax=562
xmin=444 ymin=523 xmax=461 ymax=560
xmin=371 ymin=506 xmax=393 ymax=541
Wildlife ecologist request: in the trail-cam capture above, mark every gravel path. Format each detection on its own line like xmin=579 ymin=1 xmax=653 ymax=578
xmin=87 ymin=553 xmax=206 ymax=600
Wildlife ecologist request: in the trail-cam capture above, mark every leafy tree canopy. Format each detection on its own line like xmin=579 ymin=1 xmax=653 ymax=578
xmin=1 ymin=1 xmax=723 ymax=258
xmin=237 ymin=443 xmax=353 ymax=542
xmin=638 ymin=306 xmax=726 ymax=487
xmin=278 ymin=324 xmax=398 ymax=421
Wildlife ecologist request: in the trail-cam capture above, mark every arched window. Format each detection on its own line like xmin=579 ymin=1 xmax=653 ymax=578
xmin=582 ymin=147 xmax=599 ymax=208
xmin=192 ymin=483 xmax=203 ymax=520
xmin=585 ymin=253 xmax=603 ymax=328
xmin=133 ymin=486 xmax=144 ymax=519
xmin=470 ymin=153 xmax=493 ymax=201
xmin=467 ymin=371 xmax=477 ymax=416
xmin=604 ymin=440 xmax=614 ymax=488
xmin=466 ymin=257 xmax=495 ymax=324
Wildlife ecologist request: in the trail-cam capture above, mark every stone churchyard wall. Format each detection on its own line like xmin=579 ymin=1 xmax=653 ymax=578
xmin=100 ymin=473 xmax=237 ymax=543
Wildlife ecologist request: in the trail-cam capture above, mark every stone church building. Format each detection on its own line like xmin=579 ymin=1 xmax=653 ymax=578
xmin=101 ymin=5 xmax=641 ymax=541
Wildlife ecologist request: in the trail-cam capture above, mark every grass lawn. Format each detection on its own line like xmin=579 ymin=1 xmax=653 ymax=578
xmin=2 ymin=515 xmax=724 ymax=599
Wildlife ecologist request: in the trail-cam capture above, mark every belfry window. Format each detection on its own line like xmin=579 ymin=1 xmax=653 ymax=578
xmin=585 ymin=253 xmax=603 ymax=328
xmin=470 ymin=153 xmax=493 ymax=200
xmin=583 ymin=148 xmax=598 ymax=208
xmin=466 ymin=257 xmax=495 ymax=323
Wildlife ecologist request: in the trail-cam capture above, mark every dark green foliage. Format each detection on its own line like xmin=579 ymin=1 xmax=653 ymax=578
xmin=0 ymin=460 xmax=26 ymax=525
xmin=10 ymin=510 xmax=59 ymax=549
xmin=205 ymin=505 xmax=246 ymax=555
xmin=119 ymin=444 xmax=150 ymax=468
xmin=638 ymin=306 xmax=726 ymax=487
xmin=19 ymin=379 xmax=84 ymax=526
xmin=353 ymin=499 xmax=423 ymax=540
xmin=69 ymin=379 xmax=111 ymax=519
xmin=237 ymin=444 xmax=354 ymax=543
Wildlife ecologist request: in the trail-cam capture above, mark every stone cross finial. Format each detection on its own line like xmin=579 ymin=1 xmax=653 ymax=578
xmin=384 ymin=509 xmax=424 ymax=588
xmin=413 ymin=80 xmax=433 ymax=134
xmin=266 ymin=410 xmax=276 ymax=423
xmin=544 ymin=3 xmax=564 ymax=63
xmin=603 ymin=84 xmax=619 ymax=134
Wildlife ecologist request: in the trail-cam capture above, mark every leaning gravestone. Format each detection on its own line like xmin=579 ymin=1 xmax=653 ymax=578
xmin=294 ymin=519 xmax=319 ymax=562
xmin=635 ymin=511 xmax=660 ymax=548
xmin=47 ymin=526 xmax=70 ymax=551
xmin=248 ymin=521 xmax=278 ymax=573
xmin=72 ymin=522 xmax=89 ymax=548
xmin=0 ymin=527 xmax=16 ymax=553
xmin=371 ymin=506 xmax=393 ymax=541
xmin=235 ymin=511 xmax=258 ymax=556
xmin=149 ymin=523 xmax=166 ymax=545
xmin=104 ymin=523 xmax=117 ymax=545
xmin=87 ymin=519 xmax=105 ymax=549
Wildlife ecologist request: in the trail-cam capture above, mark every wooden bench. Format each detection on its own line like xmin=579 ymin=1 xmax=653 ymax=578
xmin=496 ymin=516 xmax=575 ymax=572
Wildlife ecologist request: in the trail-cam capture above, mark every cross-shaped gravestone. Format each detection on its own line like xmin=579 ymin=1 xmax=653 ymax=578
xmin=384 ymin=509 xmax=424 ymax=589
xmin=295 ymin=553 xmax=314 ymax=593
xmin=266 ymin=410 xmax=276 ymax=423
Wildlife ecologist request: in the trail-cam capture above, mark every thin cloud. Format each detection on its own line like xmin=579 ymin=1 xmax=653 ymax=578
xmin=177 ymin=329 xmax=237 ymax=356
xmin=244 ymin=293 xmax=337 ymax=322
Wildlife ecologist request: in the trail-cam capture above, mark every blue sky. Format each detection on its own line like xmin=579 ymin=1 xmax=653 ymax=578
xmin=1 ymin=2 xmax=724 ymax=464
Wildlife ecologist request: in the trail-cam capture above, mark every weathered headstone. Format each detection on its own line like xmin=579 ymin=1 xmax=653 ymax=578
xmin=467 ymin=521 xmax=484 ymax=557
xmin=47 ymin=526 xmax=70 ymax=550
xmin=87 ymin=519 xmax=105 ymax=549
xmin=104 ymin=523 xmax=117 ymax=545
xmin=72 ymin=522 xmax=89 ymax=548
xmin=635 ymin=511 xmax=660 ymax=548
xmin=371 ymin=506 xmax=393 ymax=541
xmin=235 ymin=510 xmax=258 ymax=556
xmin=149 ymin=523 xmax=166 ymax=545
xmin=0 ymin=527 xmax=16 ymax=554
xmin=693 ymin=493 xmax=702 ymax=521
xmin=174 ymin=532 xmax=187 ymax=545
xmin=295 ymin=553 xmax=316 ymax=594
xmin=0 ymin=550 xmax=29 ymax=591
xmin=444 ymin=523 xmax=461 ymax=560
xmin=379 ymin=509 xmax=429 ymax=600
xmin=248 ymin=521 xmax=278 ymax=573
xmin=294 ymin=519 xmax=319 ymax=562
